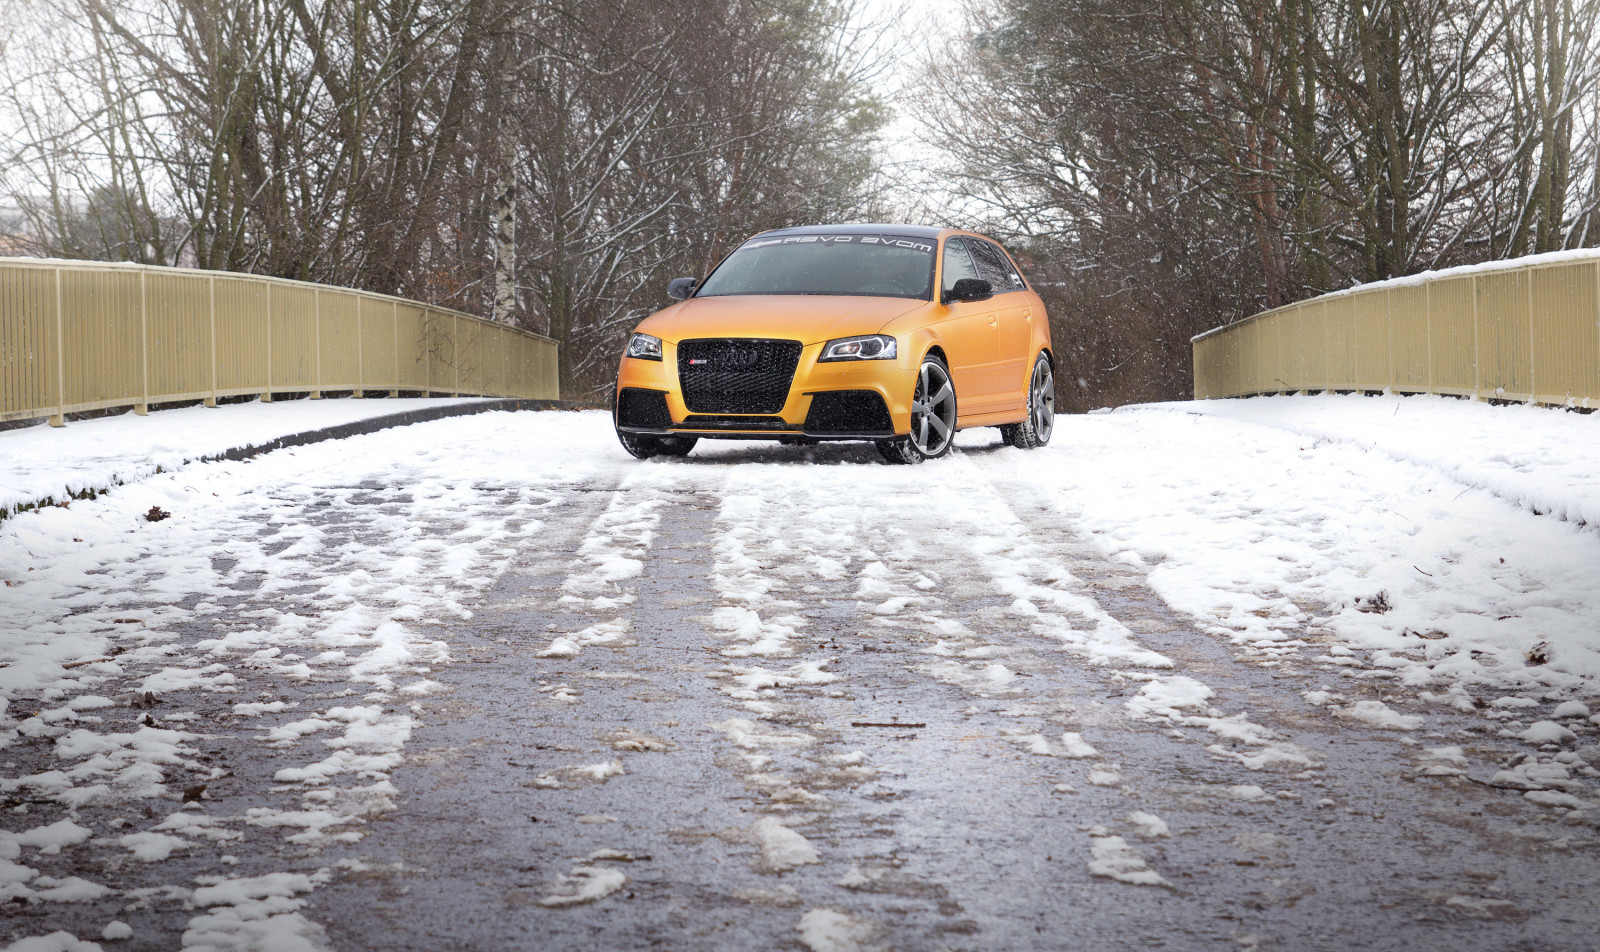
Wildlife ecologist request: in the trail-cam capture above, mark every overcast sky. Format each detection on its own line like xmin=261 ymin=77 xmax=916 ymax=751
xmin=853 ymin=0 xmax=964 ymax=138
xmin=849 ymin=0 xmax=971 ymax=220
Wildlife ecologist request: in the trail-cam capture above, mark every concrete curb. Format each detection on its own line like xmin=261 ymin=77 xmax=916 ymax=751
xmin=2 ymin=398 xmax=601 ymax=522
xmin=205 ymin=398 xmax=597 ymax=463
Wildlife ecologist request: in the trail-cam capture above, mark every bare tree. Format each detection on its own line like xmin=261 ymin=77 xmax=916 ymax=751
xmin=915 ymin=0 xmax=1600 ymax=408
xmin=0 ymin=0 xmax=886 ymax=398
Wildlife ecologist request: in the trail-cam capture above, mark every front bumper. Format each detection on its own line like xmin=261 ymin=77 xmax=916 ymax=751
xmin=614 ymin=339 xmax=912 ymax=440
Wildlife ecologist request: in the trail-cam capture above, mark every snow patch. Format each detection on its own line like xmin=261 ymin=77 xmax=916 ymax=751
xmin=750 ymin=818 xmax=820 ymax=873
xmin=1087 ymin=835 xmax=1168 ymax=886
xmin=1336 ymin=700 xmax=1423 ymax=731
xmin=538 ymin=866 xmax=627 ymax=907
xmin=798 ymin=908 xmax=881 ymax=952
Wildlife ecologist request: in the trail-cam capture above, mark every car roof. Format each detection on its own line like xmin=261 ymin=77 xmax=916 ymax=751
xmin=752 ymin=223 xmax=948 ymax=240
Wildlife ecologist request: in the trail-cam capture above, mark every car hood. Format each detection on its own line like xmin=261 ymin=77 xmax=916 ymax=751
xmin=635 ymin=295 xmax=929 ymax=346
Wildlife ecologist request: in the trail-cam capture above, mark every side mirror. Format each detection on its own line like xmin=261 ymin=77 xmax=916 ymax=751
xmin=667 ymin=277 xmax=698 ymax=301
xmin=945 ymin=277 xmax=994 ymax=304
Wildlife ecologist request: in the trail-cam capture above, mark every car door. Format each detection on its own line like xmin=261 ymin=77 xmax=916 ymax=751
xmin=937 ymin=238 xmax=1001 ymax=411
xmin=966 ymin=237 xmax=1033 ymax=410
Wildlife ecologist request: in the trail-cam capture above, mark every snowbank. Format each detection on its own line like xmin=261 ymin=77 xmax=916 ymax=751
xmin=0 ymin=397 xmax=495 ymax=517
xmin=1006 ymin=393 xmax=1600 ymax=698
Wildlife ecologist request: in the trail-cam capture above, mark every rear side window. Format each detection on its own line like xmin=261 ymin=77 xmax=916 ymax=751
xmin=967 ymin=239 xmax=1027 ymax=293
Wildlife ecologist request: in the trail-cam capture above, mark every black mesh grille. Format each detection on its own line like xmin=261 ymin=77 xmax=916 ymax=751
xmin=617 ymin=388 xmax=671 ymax=428
xmin=678 ymin=339 xmax=803 ymax=413
xmin=680 ymin=415 xmax=799 ymax=430
xmin=805 ymin=390 xmax=894 ymax=434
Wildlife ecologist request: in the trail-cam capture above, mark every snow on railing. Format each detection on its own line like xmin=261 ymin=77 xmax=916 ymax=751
xmin=1192 ymin=250 xmax=1600 ymax=408
xmin=0 ymin=258 xmax=560 ymax=425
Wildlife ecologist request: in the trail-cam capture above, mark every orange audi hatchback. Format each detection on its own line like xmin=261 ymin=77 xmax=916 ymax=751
xmin=612 ymin=224 xmax=1054 ymax=463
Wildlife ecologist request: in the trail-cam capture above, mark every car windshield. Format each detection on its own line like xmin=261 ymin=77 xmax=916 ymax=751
xmin=696 ymin=234 xmax=936 ymax=300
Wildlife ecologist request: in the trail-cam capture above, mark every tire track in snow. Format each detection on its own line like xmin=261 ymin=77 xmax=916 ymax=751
xmin=701 ymin=461 xmax=1186 ymax=941
xmin=972 ymin=450 xmax=1600 ymax=802
xmin=0 ymin=414 xmax=599 ymax=950
xmin=529 ymin=468 xmax=677 ymax=669
xmin=314 ymin=464 xmax=910 ymax=950
xmin=699 ymin=470 xmax=893 ymax=944
xmin=697 ymin=464 xmax=1109 ymax=945
xmin=957 ymin=448 xmax=1600 ymax=936
xmin=954 ymin=457 xmax=1325 ymax=770
xmin=823 ymin=455 xmax=1188 ymax=896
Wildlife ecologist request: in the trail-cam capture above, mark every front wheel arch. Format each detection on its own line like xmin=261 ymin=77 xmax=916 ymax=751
xmin=879 ymin=352 xmax=957 ymax=464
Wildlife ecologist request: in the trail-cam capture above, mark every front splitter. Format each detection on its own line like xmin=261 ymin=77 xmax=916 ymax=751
xmin=615 ymin=425 xmax=895 ymax=442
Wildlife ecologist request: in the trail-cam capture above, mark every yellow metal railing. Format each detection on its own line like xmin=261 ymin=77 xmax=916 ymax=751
xmin=1192 ymin=252 xmax=1600 ymax=408
xmin=0 ymin=258 xmax=559 ymax=424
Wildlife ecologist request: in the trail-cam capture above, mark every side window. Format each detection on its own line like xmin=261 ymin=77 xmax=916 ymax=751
xmin=941 ymin=238 xmax=980 ymax=295
xmin=968 ymin=239 xmax=1026 ymax=293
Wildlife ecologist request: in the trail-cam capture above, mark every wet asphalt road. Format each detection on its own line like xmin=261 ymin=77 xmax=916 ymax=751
xmin=5 ymin=432 xmax=1598 ymax=951
xmin=304 ymin=447 xmax=1596 ymax=951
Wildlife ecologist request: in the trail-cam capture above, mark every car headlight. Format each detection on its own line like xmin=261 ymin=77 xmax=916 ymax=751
xmin=626 ymin=333 xmax=663 ymax=361
xmin=818 ymin=334 xmax=897 ymax=362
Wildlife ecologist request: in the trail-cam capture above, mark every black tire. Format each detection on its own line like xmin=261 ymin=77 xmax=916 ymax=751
xmin=875 ymin=437 xmax=921 ymax=464
xmin=877 ymin=354 xmax=957 ymax=464
xmin=617 ymin=430 xmax=697 ymax=459
xmin=1001 ymin=353 xmax=1055 ymax=449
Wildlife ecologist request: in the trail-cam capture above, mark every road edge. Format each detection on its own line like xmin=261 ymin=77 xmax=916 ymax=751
xmin=4 ymin=398 xmax=602 ymax=521
xmin=205 ymin=398 xmax=596 ymax=462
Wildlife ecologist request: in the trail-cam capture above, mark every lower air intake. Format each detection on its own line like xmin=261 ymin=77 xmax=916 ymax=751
xmin=804 ymin=390 xmax=894 ymax=434
xmin=616 ymin=388 xmax=671 ymax=428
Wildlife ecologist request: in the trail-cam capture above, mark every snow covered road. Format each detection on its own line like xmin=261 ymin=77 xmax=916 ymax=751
xmin=2 ymin=397 xmax=1598 ymax=950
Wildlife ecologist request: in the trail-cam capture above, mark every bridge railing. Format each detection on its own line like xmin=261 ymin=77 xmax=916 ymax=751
xmin=1192 ymin=251 xmax=1600 ymax=408
xmin=0 ymin=257 xmax=559 ymax=425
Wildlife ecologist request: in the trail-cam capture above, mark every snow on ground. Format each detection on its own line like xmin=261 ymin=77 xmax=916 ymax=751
xmin=0 ymin=397 xmax=495 ymax=517
xmin=1086 ymin=833 xmax=1168 ymax=887
xmin=1002 ymin=394 xmax=1600 ymax=704
xmin=537 ymin=864 xmax=627 ymax=907
xmin=1186 ymin=393 xmax=1600 ymax=528
xmin=797 ymin=907 xmax=882 ymax=952
xmin=1 ymin=409 xmax=613 ymax=949
xmin=2 ymin=393 xmax=1598 ymax=947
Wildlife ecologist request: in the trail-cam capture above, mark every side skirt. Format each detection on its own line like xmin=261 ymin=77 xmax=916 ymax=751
xmin=956 ymin=407 xmax=1028 ymax=428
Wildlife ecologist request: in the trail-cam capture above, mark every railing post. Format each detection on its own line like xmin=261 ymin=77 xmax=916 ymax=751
xmin=453 ymin=313 xmax=460 ymax=397
xmin=311 ymin=288 xmax=323 ymax=398
xmin=389 ymin=300 xmax=399 ymax=397
xmin=1384 ymin=288 xmax=1395 ymax=392
xmin=261 ymin=280 xmax=274 ymax=402
xmin=1424 ymin=280 xmax=1434 ymax=395
xmin=1527 ymin=265 xmax=1537 ymax=403
xmin=1471 ymin=275 xmax=1484 ymax=401
xmin=354 ymin=296 xmax=364 ymax=397
xmin=50 ymin=267 xmax=65 ymax=426
xmin=205 ymin=274 xmax=218 ymax=408
xmin=135 ymin=269 xmax=149 ymax=415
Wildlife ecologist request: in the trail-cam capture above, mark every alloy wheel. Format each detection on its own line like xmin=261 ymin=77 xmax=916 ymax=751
xmin=1030 ymin=357 xmax=1055 ymax=445
xmin=909 ymin=358 xmax=957 ymax=457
